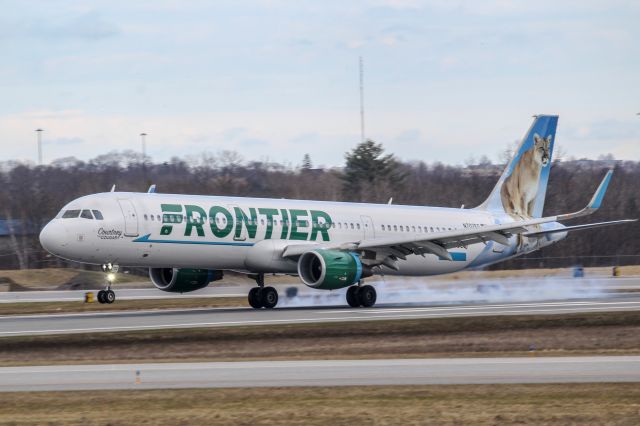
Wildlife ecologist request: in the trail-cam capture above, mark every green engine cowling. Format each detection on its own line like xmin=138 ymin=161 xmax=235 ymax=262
xmin=297 ymin=249 xmax=369 ymax=290
xmin=149 ymin=268 xmax=223 ymax=293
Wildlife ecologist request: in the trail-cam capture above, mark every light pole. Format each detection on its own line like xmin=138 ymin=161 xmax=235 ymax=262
xmin=35 ymin=129 xmax=43 ymax=165
xmin=140 ymin=133 xmax=147 ymax=159
xmin=140 ymin=132 xmax=148 ymax=185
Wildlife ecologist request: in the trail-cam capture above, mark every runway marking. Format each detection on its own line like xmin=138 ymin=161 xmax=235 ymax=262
xmin=1 ymin=303 xmax=640 ymax=337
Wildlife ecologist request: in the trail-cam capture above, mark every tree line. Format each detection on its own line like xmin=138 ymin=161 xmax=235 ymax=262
xmin=0 ymin=141 xmax=638 ymax=271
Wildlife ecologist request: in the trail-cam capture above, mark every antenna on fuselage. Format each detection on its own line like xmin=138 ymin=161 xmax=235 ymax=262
xmin=387 ymin=197 xmax=393 ymax=205
xmin=147 ymin=184 xmax=156 ymax=194
xmin=110 ymin=185 xmax=116 ymax=192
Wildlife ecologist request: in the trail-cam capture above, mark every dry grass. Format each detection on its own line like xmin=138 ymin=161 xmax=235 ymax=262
xmin=1 ymin=384 xmax=639 ymax=425
xmin=0 ymin=297 xmax=246 ymax=316
xmin=1 ymin=311 xmax=639 ymax=366
xmin=0 ymin=268 xmax=142 ymax=290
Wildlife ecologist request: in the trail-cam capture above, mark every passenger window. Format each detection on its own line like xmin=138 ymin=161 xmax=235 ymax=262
xmin=393 ymin=225 xmax=397 ymax=231
xmin=144 ymin=214 xmax=148 ymax=221
xmin=412 ymin=226 xmax=416 ymax=232
xmin=381 ymin=225 xmax=385 ymax=231
xmin=399 ymin=225 xmax=404 ymax=232
xmin=80 ymin=210 xmax=93 ymax=220
xmin=62 ymin=210 xmax=80 ymax=219
xmin=157 ymin=215 xmax=161 ymax=222
xmin=350 ymin=223 xmax=354 ymax=229
xmin=356 ymin=223 xmax=360 ymax=230
xmin=92 ymin=210 xmax=104 ymax=220
xmin=150 ymin=215 xmax=155 ymax=221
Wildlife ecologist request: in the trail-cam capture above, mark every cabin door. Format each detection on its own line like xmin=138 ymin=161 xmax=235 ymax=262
xmin=118 ymin=199 xmax=139 ymax=237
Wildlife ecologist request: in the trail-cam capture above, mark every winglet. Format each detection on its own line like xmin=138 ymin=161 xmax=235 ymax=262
xmin=558 ymin=170 xmax=613 ymax=220
xmin=147 ymin=184 xmax=157 ymax=194
xmin=586 ymin=169 xmax=612 ymax=210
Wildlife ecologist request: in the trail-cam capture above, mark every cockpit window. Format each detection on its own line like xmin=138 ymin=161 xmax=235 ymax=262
xmin=80 ymin=209 xmax=94 ymax=220
xmin=92 ymin=210 xmax=104 ymax=220
xmin=62 ymin=210 xmax=81 ymax=219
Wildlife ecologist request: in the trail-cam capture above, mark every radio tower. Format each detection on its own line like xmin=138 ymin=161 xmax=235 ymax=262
xmin=359 ymin=56 xmax=365 ymax=143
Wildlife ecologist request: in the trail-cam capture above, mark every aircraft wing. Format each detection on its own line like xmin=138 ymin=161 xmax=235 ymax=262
xmin=282 ymin=170 xmax=636 ymax=266
xmin=523 ymin=219 xmax=637 ymax=237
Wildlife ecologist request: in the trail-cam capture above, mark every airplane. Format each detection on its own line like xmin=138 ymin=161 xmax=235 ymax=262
xmin=39 ymin=115 xmax=636 ymax=308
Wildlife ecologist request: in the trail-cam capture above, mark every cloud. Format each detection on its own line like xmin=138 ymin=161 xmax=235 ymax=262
xmin=3 ymin=11 xmax=119 ymax=41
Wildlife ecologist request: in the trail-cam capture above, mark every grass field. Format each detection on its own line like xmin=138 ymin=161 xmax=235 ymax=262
xmin=1 ymin=384 xmax=639 ymax=425
xmin=2 ymin=311 xmax=639 ymax=366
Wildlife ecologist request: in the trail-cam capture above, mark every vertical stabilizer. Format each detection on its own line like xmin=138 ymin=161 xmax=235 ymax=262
xmin=477 ymin=115 xmax=558 ymax=218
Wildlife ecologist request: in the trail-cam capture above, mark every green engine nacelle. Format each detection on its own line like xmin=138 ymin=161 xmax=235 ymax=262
xmin=297 ymin=249 xmax=365 ymax=290
xmin=149 ymin=268 xmax=223 ymax=293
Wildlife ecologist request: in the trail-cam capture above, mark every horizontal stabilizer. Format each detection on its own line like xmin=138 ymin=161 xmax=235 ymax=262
xmin=524 ymin=219 xmax=637 ymax=237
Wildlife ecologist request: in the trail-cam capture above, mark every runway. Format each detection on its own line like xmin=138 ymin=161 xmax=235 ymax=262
xmin=2 ymin=296 xmax=640 ymax=337
xmin=0 ymin=356 xmax=637 ymax=391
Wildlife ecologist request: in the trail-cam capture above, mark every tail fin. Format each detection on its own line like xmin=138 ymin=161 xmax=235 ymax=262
xmin=477 ymin=115 xmax=558 ymax=218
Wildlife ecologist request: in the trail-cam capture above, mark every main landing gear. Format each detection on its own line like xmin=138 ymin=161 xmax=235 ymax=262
xmin=346 ymin=283 xmax=377 ymax=308
xmin=248 ymin=273 xmax=278 ymax=309
xmin=97 ymin=263 xmax=117 ymax=304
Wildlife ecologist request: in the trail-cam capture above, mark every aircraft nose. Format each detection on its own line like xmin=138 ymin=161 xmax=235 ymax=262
xmin=39 ymin=221 xmax=66 ymax=254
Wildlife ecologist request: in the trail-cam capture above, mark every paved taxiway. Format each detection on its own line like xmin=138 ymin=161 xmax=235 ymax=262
xmin=2 ymin=296 xmax=640 ymax=337
xmin=0 ymin=356 xmax=637 ymax=391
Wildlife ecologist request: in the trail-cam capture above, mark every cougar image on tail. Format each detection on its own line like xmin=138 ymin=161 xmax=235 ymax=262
xmin=500 ymin=133 xmax=551 ymax=218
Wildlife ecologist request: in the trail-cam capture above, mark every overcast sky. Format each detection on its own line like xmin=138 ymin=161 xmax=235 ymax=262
xmin=1 ymin=0 xmax=639 ymax=167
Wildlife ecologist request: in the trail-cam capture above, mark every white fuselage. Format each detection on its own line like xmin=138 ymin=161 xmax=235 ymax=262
xmin=39 ymin=192 xmax=566 ymax=278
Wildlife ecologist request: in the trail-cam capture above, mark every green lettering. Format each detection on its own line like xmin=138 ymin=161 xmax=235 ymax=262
xmin=280 ymin=209 xmax=289 ymax=239
xmin=234 ymin=207 xmax=258 ymax=239
xmin=289 ymin=209 xmax=309 ymax=241
xmin=310 ymin=210 xmax=333 ymax=241
xmin=258 ymin=208 xmax=279 ymax=239
xmin=209 ymin=206 xmax=233 ymax=238
xmin=160 ymin=203 xmax=182 ymax=235
xmin=184 ymin=205 xmax=206 ymax=237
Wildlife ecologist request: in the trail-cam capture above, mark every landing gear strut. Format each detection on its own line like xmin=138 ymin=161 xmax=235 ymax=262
xmin=346 ymin=283 xmax=377 ymax=308
xmin=248 ymin=273 xmax=278 ymax=309
xmin=97 ymin=263 xmax=117 ymax=304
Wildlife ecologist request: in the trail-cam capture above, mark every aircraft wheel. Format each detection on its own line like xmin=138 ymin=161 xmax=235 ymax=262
xmin=358 ymin=285 xmax=377 ymax=308
xmin=261 ymin=286 xmax=278 ymax=309
xmin=97 ymin=290 xmax=106 ymax=304
xmin=346 ymin=286 xmax=360 ymax=307
xmin=248 ymin=287 xmax=263 ymax=309
xmin=104 ymin=289 xmax=116 ymax=304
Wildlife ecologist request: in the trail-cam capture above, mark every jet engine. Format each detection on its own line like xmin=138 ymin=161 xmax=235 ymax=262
xmin=149 ymin=268 xmax=223 ymax=293
xmin=297 ymin=249 xmax=371 ymax=290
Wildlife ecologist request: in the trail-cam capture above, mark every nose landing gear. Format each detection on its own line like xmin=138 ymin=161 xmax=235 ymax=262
xmin=346 ymin=283 xmax=377 ymax=308
xmin=248 ymin=273 xmax=278 ymax=309
xmin=97 ymin=263 xmax=118 ymax=304
xmin=97 ymin=289 xmax=116 ymax=304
